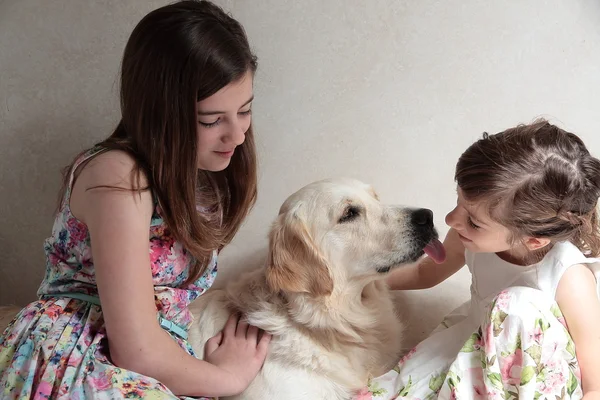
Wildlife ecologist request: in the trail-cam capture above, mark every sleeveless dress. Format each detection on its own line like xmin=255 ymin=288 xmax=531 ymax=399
xmin=358 ymin=241 xmax=600 ymax=400
xmin=0 ymin=147 xmax=218 ymax=400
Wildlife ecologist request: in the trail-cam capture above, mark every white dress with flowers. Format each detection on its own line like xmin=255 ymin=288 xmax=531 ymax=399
xmin=357 ymin=241 xmax=600 ymax=400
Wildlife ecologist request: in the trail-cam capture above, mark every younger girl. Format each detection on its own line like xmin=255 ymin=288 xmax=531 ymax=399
xmin=0 ymin=1 xmax=271 ymax=399
xmin=362 ymin=120 xmax=600 ymax=399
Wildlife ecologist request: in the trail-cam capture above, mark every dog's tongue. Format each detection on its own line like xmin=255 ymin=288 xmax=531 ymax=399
xmin=424 ymin=239 xmax=446 ymax=264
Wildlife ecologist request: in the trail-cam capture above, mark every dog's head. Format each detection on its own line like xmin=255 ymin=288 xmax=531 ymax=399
xmin=265 ymin=178 xmax=445 ymax=297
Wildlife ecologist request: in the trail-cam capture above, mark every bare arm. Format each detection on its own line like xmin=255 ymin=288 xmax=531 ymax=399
xmin=556 ymin=264 xmax=600 ymax=398
xmin=70 ymin=151 xmax=269 ymax=397
xmin=386 ymin=228 xmax=466 ymax=290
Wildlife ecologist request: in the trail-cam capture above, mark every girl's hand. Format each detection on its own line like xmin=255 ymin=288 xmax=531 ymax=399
xmin=204 ymin=313 xmax=272 ymax=393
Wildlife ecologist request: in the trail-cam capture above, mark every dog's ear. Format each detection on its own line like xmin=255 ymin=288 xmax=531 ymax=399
xmin=368 ymin=185 xmax=380 ymax=201
xmin=266 ymin=209 xmax=333 ymax=297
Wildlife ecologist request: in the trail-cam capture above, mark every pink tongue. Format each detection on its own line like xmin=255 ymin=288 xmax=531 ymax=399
xmin=424 ymin=239 xmax=446 ymax=264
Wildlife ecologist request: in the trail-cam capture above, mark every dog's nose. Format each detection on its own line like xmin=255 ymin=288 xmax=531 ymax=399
xmin=411 ymin=208 xmax=433 ymax=227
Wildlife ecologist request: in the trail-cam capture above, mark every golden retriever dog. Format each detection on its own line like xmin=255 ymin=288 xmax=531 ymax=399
xmin=188 ymin=178 xmax=446 ymax=400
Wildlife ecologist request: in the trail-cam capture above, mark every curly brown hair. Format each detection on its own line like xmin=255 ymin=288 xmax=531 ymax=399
xmin=455 ymin=119 xmax=600 ymax=257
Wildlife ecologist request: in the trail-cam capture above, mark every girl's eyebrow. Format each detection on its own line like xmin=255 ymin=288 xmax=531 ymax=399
xmin=198 ymin=95 xmax=254 ymax=116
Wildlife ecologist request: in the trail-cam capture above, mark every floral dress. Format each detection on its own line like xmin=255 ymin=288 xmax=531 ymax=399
xmin=358 ymin=241 xmax=600 ymax=400
xmin=0 ymin=147 xmax=218 ymax=399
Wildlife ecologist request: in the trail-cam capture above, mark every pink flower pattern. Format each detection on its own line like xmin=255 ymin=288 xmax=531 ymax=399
xmin=357 ymin=287 xmax=583 ymax=400
xmin=499 ymin=348 xmax=523 ymax=385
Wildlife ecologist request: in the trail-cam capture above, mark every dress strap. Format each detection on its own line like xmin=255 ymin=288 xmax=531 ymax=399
xmin=61 ymin=146 xmax=108 ymax=210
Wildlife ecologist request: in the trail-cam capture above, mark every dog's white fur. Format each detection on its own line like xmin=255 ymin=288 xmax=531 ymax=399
xmin=189 ymin=178 xmax=435 ymax=400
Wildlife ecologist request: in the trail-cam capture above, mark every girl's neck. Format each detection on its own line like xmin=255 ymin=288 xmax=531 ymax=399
xmin=495 ymin=244 xmax=551 ymax=266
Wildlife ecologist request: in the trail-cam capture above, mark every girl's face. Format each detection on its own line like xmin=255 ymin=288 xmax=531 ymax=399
xmin=445 ymin=187 xmax=515 ymax=254
xmin=196 ymin=71 xmax=254 ymax=171
xmin=445 ymin=187 xmax=552 ymax=263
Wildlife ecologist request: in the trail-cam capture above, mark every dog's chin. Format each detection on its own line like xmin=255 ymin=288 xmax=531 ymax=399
xmin=375 ymin=249 xmax=425 ymax=274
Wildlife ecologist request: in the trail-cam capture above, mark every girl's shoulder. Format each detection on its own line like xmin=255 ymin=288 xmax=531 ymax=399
xmin=74 ymin=149 xmax=148 ymax=191
xmin=69 ymin=149 xmax=153 ymax=223
xmin=544 ymin=241 xmax=599 ymax=268
xmin=540 ymin=241 xmax=600 ymax=298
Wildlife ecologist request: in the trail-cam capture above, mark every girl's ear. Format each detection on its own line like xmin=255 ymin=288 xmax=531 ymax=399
xmin=524 ymin=237 xmax=551 ymax=251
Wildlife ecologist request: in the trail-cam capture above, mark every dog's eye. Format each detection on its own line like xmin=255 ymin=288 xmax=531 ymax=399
xmin=339 ymin=206 xmax=361 ymax=223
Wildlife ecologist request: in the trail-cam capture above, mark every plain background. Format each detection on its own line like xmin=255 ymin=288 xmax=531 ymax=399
xmin=1 ymin=0 xmax=599 ymax=342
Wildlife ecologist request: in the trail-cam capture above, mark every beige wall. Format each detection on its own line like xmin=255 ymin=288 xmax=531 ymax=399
xmin=1 ymin=0 xmax=599 ymax=306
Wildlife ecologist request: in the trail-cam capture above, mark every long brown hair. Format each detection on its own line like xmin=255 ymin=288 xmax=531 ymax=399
xmin=455 ymin=119 xmax=600 ymax=257
xmin=58 ymin=0 xmax=258 ymax=283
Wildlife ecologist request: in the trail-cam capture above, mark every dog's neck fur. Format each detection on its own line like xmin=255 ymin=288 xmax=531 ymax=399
xmin=297 ymin=279 xmax=387 ymax=344
xmin=300 ymin=280 xmax=379 ymax=321
xmin=223 ymin=266 xmax=393 ymax=352
xmin=219 ymin=268 xmax=401 ymax=387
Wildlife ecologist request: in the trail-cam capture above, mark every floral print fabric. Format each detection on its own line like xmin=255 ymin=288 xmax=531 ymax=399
xmin=0 ymin=147 xmax=218 ymax=399
xmin=358 ymin=287 xmax=582 ymax=400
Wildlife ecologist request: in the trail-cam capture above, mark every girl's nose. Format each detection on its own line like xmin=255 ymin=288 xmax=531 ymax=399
xmin=445 ymin=207 xmax=460 ymax=229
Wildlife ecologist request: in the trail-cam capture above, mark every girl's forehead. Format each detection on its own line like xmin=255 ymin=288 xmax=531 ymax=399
xmin=197 ymin=71 xmax=254 ymax=111
xmin=456 ymin=188 xmax=494 ymax=222
xmin=456 ymin=187 xmax=479 ymax=208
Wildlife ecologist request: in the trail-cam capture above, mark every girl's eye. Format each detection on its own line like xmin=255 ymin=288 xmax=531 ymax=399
xmin=199 ymin=118 xmax=221 ymax=128
xmin=199 ymin=110 xmax=250 ymax=128
xmin=467 ymin=217 xmax=480 ymax=230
